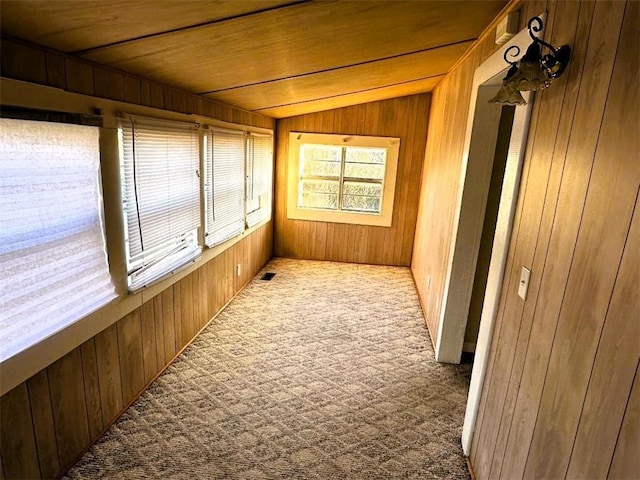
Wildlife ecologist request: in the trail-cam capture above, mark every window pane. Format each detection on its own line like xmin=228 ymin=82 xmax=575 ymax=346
xmin=342 ymin=181 xmax=382 ymax=213
xmin=300 ymin=192 xmax=339 ymax=210
xmin=300 ymin=179 xmax=339 ymax=194
xmin=344 ymin=147 xmax=386 ymax=180
xmin=0 ymin=118 xmax=116 ymax=361
xmin=342 ymin=181 xmax=382 ymax=197
xmin=300 ymin=144 xmax=342 ymax=177
xmin=299 ymin=178 xmax=339 ymax=210
xmin=342 ymin=195 xmax=381 ymax=213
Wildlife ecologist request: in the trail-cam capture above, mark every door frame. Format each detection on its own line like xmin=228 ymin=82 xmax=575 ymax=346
xmin=456 ymin=15 xmax=546 ymax=455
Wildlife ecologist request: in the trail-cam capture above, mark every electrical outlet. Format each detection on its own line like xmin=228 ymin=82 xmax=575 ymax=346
xmin=236 ymin=264 xmax=241 ymax=277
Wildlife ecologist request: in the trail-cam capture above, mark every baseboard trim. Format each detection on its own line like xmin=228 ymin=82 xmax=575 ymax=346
xmin=409 ymin=270 xmax=438 ymax=352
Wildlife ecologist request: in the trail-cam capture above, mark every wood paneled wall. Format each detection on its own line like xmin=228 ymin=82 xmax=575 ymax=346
xmin=274 ymin=94 xmax=430 ymax=266
xmin=0 ymin=36 xmax=275 ymax=480
xmin=0 ymin=223 xmax=273 ymax=479
xmin=0 ymin=35 xmax=275 ymax=131
xmin=413 ymin=0 xmax=638 ymax=478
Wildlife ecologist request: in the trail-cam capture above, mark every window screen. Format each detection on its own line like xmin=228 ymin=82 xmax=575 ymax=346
xmin=204 ymin=128 xmax=246 ymax=246
xmin=0 ymin=118 xmax=116 ymax=361
xmin=119 ymin=115 xmax=201 ymax=292
xmin=246 ymin=134 xmax=273 ymax=227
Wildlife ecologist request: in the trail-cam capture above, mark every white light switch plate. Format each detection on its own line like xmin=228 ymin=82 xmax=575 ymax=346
xmin=518 ymin=267 xmax=531 ymax=300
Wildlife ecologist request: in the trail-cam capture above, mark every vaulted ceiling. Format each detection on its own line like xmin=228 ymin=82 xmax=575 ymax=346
xmin=1 ymin=0 xmax=507 ymax=118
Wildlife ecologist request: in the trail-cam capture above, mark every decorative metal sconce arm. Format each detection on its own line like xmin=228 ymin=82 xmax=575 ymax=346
xmin=490 ymin=15 xmax=572 ymax=105
xmin=527 ymin=16 xmax=571 ymax=79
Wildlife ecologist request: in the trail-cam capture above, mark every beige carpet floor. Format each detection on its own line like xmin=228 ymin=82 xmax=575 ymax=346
xmin=64 ymin=258 xmax=472 ymax=479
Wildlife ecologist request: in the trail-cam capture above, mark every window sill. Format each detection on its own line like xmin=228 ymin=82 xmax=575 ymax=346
xmin=286 ymin=206 xmax=392 ymax=227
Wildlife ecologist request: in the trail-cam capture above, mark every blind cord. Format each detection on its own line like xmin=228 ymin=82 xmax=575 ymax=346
xmin=131 ymin=121 xmax=145 ymax=251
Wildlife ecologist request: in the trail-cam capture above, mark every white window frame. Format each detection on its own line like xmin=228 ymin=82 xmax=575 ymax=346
xmin=118 ymin=114 xmax=202 ymax=292
xmin=287 ymin=132 xmax=400 ymax=227
xmin=203 ymin=127 xmax=247 ymax=247
xmin=204 ymin=127 xmax=273 ymax=246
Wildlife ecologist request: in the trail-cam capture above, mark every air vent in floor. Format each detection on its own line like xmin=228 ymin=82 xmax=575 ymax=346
xmin=260 ymin=272 xmax=276 ymax=281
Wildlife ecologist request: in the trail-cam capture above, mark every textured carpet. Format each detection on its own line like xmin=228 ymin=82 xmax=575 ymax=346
xmin=64 ymin=258 xmax=472 ymax=479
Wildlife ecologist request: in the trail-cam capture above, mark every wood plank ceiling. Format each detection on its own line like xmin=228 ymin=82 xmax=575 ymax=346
xmin=0 ymin=0 xmax=507 ymax=118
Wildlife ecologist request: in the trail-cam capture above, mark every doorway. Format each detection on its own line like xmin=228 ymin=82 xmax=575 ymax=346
xmin=452 ymin=18 xmax=546 ymax=455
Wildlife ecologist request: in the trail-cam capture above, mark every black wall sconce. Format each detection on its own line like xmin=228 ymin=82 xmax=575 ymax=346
xmin=490 ymin=16 xmax=571 ymax=105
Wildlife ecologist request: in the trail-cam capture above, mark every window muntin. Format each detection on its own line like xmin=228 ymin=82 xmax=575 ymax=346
xmin=0 ymin=118 xmax=116 ymax=361
xmin=119 ymin=115 xmax=201 ymax=292
xmin=287 ymin=132 xmax=400 ymax=227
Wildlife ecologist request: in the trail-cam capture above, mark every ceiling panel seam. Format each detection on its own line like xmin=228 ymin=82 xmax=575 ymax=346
xmin=71 ymin=0 xmax=310 ymax=56
xmin=198 ymin=38 xmax=476 ymax=95
xmin=251 ymin=73 xmax=444 ymax=112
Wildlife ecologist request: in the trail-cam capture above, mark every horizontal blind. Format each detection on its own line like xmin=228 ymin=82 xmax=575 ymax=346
xmin=0 ymin=118 xmax=116 ymax=361
xmin=246 ymin=134 xmax=273 ymax=227
xmin=205 ymin=129 xmax=246 ymax=246
xmin=120 ymin=116 xmax=201 ymax=291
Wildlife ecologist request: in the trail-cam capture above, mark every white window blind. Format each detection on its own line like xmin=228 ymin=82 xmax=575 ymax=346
xmin=246 ymin=134 xmax=273 ymax=227
xmin=204 ymin=129 xmax=246 ymax=246
xmin=119 ymin=115 xmax=201 ymax=292
xmin=0 ymin=118 xmax=116 ymax=361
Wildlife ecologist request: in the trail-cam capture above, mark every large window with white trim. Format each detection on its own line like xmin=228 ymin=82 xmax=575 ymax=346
xmin=119 ymin=115 xmax=202 ymax=292
xmin=204 ymin=128 xmax=246 ymax=247
xmin=287 ymin=132 xmax=400 ymax=227
xmin=0 ymin=118 xmax=116 ymax=361
xmin=204 ymin=128 xmax=273 ymax=246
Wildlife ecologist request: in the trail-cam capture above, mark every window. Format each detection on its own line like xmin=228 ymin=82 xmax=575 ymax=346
xmin=204 ymin=128 xmax=246 ymax=247
xmin=0 ymin=118 xmax=116 ymax=361
xmin=119 ymin=115 xmax=201 ymax=292
xmin=287 ymin=132 xmax=400 ymax=226
xmin=204 ymin=129 xmax=273 ymax=246
xmin=246 ymin=134 xmax=273 ymax=228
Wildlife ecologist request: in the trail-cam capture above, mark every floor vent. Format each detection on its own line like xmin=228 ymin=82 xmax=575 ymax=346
xmin=260 ymin=272 xmax=276 ymax=281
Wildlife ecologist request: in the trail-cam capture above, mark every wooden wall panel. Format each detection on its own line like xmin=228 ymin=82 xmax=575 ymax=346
xmin=274 ymin=94 xmax=430 ymax=266
xmin=116 ymin=310 xmax=146 ymax=403
xmin=609 ymin=364 xmax=640 ymax=479
xmin=140 ymin=300 xmax=159 ymax=385
xmin=94 ymin=323 xmax=124 ymax=426
xmin=79 ymin=340 xmax=104 ymax=440
xmin=0 ymin=384 xmax=40 ymax=479
xmin=48 ymin=349 xmax=91 ymax=472
xmin=411 ymin=0 xmax=639 ymax=478
xmin=26 ymin=371 xmax=60 ymax=479
xmin=0 ymin=36 xmax=275 ymax=131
